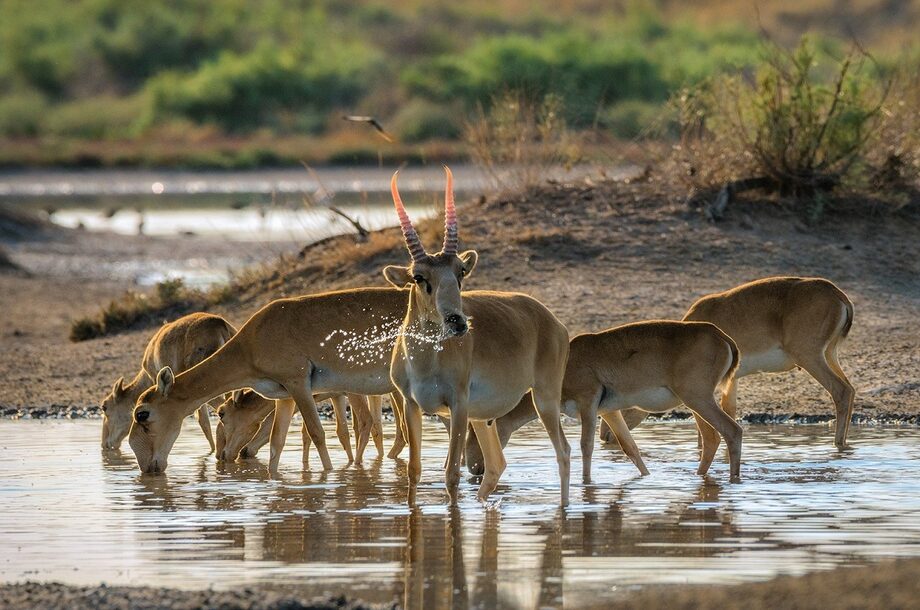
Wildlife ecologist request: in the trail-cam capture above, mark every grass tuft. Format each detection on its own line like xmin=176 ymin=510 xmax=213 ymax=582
xmin=69 ymin=278 xmax=212 ymax=342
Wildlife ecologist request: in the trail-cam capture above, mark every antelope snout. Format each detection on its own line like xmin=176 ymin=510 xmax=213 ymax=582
xmin=444 ymin=313 xmax=468 ymax=337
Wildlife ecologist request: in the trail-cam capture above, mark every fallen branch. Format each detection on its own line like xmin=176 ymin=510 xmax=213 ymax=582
xmin=328 ymin=206 xmax=369 ymax=240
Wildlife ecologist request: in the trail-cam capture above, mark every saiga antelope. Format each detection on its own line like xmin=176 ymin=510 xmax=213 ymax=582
xmin=128 ymin=287 xmax=411 ymax=474
xmin=385 ymin=167 xmax=572 ymax=506
xmin=216 ymin=389 xmax=387 ymax=465
xmin=100 ymin=312 xmax=230 ymax=451
xmin=599 ymin=277 xmax=856 ymax=449
xmin=465 ymin=321 xmax=744 ymax=483
xmin=101 ymin=312 xmax=374 ymax=462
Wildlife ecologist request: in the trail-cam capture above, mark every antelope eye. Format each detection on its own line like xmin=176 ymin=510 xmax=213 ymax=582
xmin=412 ymin=274 xmax=425 ymax=283
xmin=218 ymin=410 xmax=225 ymax=420
xmin=101 ymin=404 xmax=107 ymax=413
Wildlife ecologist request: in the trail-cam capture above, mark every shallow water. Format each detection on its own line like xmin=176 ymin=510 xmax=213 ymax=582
xmin=2 ymin=419 xmax=920 ymax=608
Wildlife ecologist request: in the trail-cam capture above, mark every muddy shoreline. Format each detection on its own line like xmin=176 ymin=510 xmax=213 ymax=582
xmin=4 ymin=403 xmax=920 ymax=427
xmin=4 ymin=557 xmax=920 ymax=609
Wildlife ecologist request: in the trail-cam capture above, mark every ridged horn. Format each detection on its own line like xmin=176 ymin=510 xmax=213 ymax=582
xmin=442 ymin=165 xmax=458 ymax=255
xmin=391 ymin=171 xmax=427 ymax=262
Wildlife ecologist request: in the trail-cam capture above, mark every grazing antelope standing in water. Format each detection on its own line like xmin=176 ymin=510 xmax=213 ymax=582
xmin=100 ymin=312 xmax=230 ymax=451
xmin=599 ymin=277 xmax=856 ymax=449
xmin=216 ymin=389 xmax=387 ymax=465
xmin=385 ymin=167 xmax=572 ymax=505
xmin=128 ymin=287 xmax=412 ymax=474
xmin=465 ymin=321 xmax=744 ymax=482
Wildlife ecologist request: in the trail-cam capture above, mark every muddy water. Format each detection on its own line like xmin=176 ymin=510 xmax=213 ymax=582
xmin=2 ymin=419 xmax=920 ymax=608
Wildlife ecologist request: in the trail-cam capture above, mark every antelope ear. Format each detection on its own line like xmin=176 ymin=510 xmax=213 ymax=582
xmin=459 ymin=250 xmax=478 ymax=278
xmin=383 ymin=265 xmax=412 ymax=288
xmin=156 ymin=366 xmax=175 ymax=397
xmin=112 ymin=376 xmax=125 ymax=397
xmin=231 ymin=389 xmax=243 ymax=405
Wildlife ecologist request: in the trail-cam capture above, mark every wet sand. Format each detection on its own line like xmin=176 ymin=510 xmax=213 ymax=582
xmin=5 ymin=560 xmax=919 ymax=610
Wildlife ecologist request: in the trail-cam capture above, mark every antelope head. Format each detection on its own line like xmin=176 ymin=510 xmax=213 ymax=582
xmin=129 ymin=366 xmax=185 ymax=474
xmin=100 ymin=376 xmax=134 ymax=449
xmin=215 ymin=390 xmax=266 ymax=462
xmin=383 ymin=166 xmax=478 ymax=339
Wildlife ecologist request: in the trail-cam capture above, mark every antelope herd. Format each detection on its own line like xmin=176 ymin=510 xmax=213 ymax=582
xmin=105 ymin=166 xmax=856 ymax=508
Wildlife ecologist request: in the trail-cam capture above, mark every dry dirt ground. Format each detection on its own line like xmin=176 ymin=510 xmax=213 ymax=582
xmin=2 ymin=557 xmax=919 ymax=609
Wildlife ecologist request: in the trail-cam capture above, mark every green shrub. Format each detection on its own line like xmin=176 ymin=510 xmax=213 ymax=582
xmin=673 ymin=38 xmax=890 ymax=203
xmin=143 ymin=41 xmax=375 ymax=132
xmin=404 ymin=32 xmax=669 ymax=126
xmin=91 ymin=0 xmax=237 ymax=83
xmin=0 ymin=91 xmax=48 ymax=137
xmin=600 ymin=100 xmax=666 ymax=139
xmin=392 ymin=99 xmax=463 ymax=142
xmin=44 ymin=95 xmax=145 ymax=139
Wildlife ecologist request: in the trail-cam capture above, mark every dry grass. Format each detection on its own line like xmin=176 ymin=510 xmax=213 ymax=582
xmin=465 ymin=91 xmax=582 ymax=194
xmin=68 ymin=278 xmax=230 ymax=342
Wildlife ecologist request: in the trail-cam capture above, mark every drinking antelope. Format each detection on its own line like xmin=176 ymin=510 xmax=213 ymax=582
xmin=101 ymin=312 xmax=231 ymax=451
xmin=385 ymin=167 xmax=572 ymax=506
xmin=599 ymin=277 xmax=856 ymax=449
xmin=215 ymin=389 xmax=387 ymax=465
xmin=128 ymin=287 xmax=411 ymax=474
xmin=464 ymin=321 xmax=743 ymax=483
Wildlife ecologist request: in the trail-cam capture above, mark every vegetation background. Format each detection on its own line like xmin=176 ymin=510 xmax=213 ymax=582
xmin=1 ymin=0 xmax=917 ymax=168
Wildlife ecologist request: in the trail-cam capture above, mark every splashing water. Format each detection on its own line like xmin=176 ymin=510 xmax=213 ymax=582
xmin=321 ymin=316 xmax=448 ymax=367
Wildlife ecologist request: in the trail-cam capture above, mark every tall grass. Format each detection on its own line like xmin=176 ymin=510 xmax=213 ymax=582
xmin=465 ymin=91 xmax=581 ymax=192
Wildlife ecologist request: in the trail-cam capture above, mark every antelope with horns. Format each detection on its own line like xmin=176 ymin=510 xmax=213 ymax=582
xmin=128 ymin=287 xmax=412 ymax=474
xmin=465 ymin=321 xmax=744 ymax=483
xmin=599 ymin=277 xmax=856 ymax=449
xmin=385 ymin=167 xmax=572 ymax=506
xmin=101 ymin=312 xmax=230 ymax=451
xmin=216 ymin=389 xmax=390 ymax=466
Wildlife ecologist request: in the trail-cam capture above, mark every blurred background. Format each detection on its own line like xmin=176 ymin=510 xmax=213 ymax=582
xmin=1 ymin=0 xmax=917 ymax=169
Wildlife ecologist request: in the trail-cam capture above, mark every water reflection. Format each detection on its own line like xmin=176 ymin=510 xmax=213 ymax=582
xmin=2 ymin=419 xmax=920 ymax=606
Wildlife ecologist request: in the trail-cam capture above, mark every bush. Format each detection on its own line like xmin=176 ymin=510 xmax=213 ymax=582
xmin=91 ymin=0 xmax=236 ymax=84
xmin=465 ymin=91 xmax=581 ymax=192
xmin=404 ymin=32 xmax=669 ymax=127
xmin=44 ymin=95 xmax=144 ymax=139
xmin=392 ymin=99 xmax=463 ymax=142
xmin=69 ymin=278 xmax=212 ymax=342
xmin=672 ymin=38 xmax=891 ymax=205
xmin=865 ymin=62 xmax=920 ymax=191
xmin=143 ymin=42 xmax=375 ymax=132
xmin=600 ymin=100 xmax=666 ymax=139
xmin=0 ymin=91 xmax=48 ymax=137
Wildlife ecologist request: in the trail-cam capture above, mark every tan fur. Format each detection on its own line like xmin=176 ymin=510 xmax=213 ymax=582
xmin=385 ymin=253 xmax=572 ymax=506
xmin=215 ymin=389 xmax=389 ymax=464
xmin=128 ymin=287 xmax=409 ymax=474
xmin=465 ymin=321 xmax=743 ymax=483
xmin=682 ymin=276 xmax=855 ymax=447
xmin=101 ymin=312 xmax=233 ymax=451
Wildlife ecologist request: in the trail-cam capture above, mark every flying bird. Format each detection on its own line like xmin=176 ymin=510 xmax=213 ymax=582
xmin=342 ymin=115 xmax=395 ymax=143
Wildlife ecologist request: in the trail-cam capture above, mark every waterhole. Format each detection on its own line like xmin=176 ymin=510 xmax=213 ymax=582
xmin=2 ymin=419 xmax=919 ymax=608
